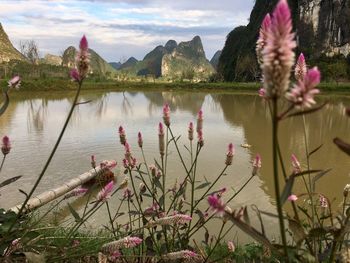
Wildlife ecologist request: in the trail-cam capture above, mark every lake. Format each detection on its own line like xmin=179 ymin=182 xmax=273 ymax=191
xmin=0 ymin=90 xmax=349 ymax=242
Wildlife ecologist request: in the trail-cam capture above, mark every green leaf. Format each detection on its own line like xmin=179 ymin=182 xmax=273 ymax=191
xmin=308 ymin=144 xmax=323 ymax=157
xmin=195 ymin=182 xmax=211 ymax=190
xmin=0 ymin=176 xmax=22 ymax=188
xmin=68 ymin=203 xmax=81 ymax=222
xmin=280 ymin=175 xmax=295 ymax=205
xmin=334 ymin=137 xmax=350 ymax=156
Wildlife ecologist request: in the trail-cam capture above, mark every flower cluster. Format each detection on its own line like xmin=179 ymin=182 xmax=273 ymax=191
xmin=97 ymin=180 xmax=114 ymax=202
xmin=1 ymin=136 xmax=11 ymax=156
xmin=101 ymin=236 xmax=142 ymax=252
xmin=118 ymin=126 xmax=126 ymax=145
xmin=188 ymin=122 xmax=194 ymax=141
xmin=70 ymin=35 xmax=90 ymax=82
xmin=64 ymin=187 xmax=88 ymax=199
xmin=208 ymin=194 xmax=226 ymax=216
xmin=225 ymin=143 xmax=235 ymax=166
xmin=163 ymin=103 xmax=170 ymax=127
xmin=8 ymin=76 xmax=21 ymax=90
xmin=163 ymin=250 xmax=200 ymax=262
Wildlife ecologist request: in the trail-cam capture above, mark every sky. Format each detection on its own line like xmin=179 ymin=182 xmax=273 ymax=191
xmin=0 ymin=0 xmax=254 ymax=62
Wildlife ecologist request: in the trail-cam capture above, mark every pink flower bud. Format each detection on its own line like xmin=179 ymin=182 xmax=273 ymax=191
xmin=1 ymin=136 xmax=11 ymax=155
xmin=295 ymin=53 xmax=307 ymax=81
xmin=291 ymin=154 xmax=301 ymax=174
xmin=79 ymin=35 xmax=88 ymax=51
xmin=70 ymin=69 xmax=80 ymax=82
xmin=118 ymin=126 xmax=126 ymax=145
xmin=158 ymin=122 xmax=165 ymax=156
xmin=256 ymin=13 xmax=271 ymax=65
xmin=97 ymin=181 xmax=114 ymax=202
xmin=8 ymin=75 xmax=21 ymax=89
xmin=188 ymin=122 xmax=194 ymax=141
xmin=288 ymin=194 xmax=298 ymax=202
xmin=163 ymin=103 xmax=170 ymax=127
xmin=197 ymin=129 xmax=204 ymax=147
xmin=225 ymin=143 xmax=234 ymax=165
xmin=196 ymin=109 xmax=203 ymax=132
xmin=137 ymin=132 xmax=143 ymax=148
xmin=227 ymin=241 xmax=235 ymax=252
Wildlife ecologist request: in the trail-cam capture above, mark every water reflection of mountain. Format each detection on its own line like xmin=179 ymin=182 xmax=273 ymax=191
xmin=144 ymin=92 xmax=206 ymax=115
xmin=212 ymin=94 xmax=350 ymax=202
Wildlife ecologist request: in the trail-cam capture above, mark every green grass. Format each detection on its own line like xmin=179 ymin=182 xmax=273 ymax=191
xmin=3 ymin=78 xmax=350 ymax=93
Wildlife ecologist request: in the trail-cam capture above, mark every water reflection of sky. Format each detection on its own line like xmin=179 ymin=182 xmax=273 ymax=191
xmin=0 ymin=91 xmax=349 ymax=243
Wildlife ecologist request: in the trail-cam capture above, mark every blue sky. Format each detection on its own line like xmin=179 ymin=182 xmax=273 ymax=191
xmin=0 ymin=0 xmax=254 ymax=62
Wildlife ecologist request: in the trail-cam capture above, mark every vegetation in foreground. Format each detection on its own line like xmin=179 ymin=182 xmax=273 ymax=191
xmin=1 ymin=0 xmax=350 ymax=262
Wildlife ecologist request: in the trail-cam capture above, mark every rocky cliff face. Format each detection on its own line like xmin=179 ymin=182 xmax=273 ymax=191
xmin=0 ymin=23 xmax=25 ymax=63
xmin=161 ymin=36 xmax=215 ymax=80
xmin=41 ymin=54 xmax=62 ymax=66
xmin=298 ymin=0 xmax=350 ymax=57
xmin=210 ymin=50 xmax=222 ymax=69
xmin=218 ymin=0 xmax=350 ymax=81
xmin=62 ymin=46 xmax=115 ymax=76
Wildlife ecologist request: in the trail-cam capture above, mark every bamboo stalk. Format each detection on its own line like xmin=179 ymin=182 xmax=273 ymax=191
xmin=10 ymin=161 xmax=114 ymax=214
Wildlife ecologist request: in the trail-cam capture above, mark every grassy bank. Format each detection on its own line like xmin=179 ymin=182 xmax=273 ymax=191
xmin=3 ymin=78 xmax=350 ymax=93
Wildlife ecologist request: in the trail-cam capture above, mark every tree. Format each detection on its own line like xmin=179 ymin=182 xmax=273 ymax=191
xmin=19 ymin=40 xmax=40 ymax=65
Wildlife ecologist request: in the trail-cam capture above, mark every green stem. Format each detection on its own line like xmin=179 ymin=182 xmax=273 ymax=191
xmin=0 ymin=155 xmax=6 ymax=173
xmin=106 ymin=201 xmax=117 ymax=239
xmin=203 ymin=222 xmax=226 ymax=263
xmin=272 ymin=97 xmax=288 ymax=260
xmin=10 ymin=80 xmax=83 ymax=230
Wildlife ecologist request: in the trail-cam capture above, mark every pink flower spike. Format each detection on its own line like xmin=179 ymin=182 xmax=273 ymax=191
xmin=225 ymin=143 xmax=234 ymax=166
xmin=118 ymin=126 xmax=126 ymax=145
xmin=253 ymin=154 xmax=262 ymax=168
xmin=79 ymin=35 xmax=88 ymax=51
xmin=163 ymin=103 xmax=170 ymax=126
xmin=164 ymin=250 xmax=199 ymax=260
xmin=227 ymin=241 xmax=235 ymax=252
xmin=256 ymin=13 xmax=271 ymax=65
xmin=295 ymin=53 xmax=307 ymax=81
xmin=8 ymin=75 xmax=21 ymax=89
xmin=188 ymin=122 xmax=194 ymax=141
xmin=1 ymin=135 xmax=11 ymax=155
xmin=305 ymin=67 xmax=321 ymax=89
xmin=197 ymin=129 xmax=204 ymax=147
xmin=70 ymin=69 xmax=80 ymax=82
xmin=208 ymin=195 xmax=226 ymax=215
xmin=291 ymin=154 xmax=301 ymax=174
xmin=137 ymin=132 xmax=143 ymax=148
xmin=197 ymin=109 xmax=203 ymax=132
xmin=288 ymin=194 xmax=298 ymax=202
xmin=258 ymin=87 xmax=266 ymax=98
xmin=262 ymin=0 xmax=296 ymax=98
xmin=97 ymin=181 xmax=114 ymax=202
xmin=158 ymin=122 xmax=164 ymax=136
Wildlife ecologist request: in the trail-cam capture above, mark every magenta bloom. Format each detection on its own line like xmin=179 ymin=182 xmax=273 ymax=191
xmin=64 ymin=187 xmax=88 ymax=199
xmin=70 ymin=69 xmax=80 ymax=82
xmin=158 ymin=122 xmax=165 ymax=156
xmin=188 ymin=122 xmax=194 ymax=141
xmin=262 ymin=0 xmax=296 ymax=98
xmin=163 ymin=103 xmax=170 ymax=126
xmin=208 ymin=195 xmax=226 ymax=215
xmin=286 ymin=67 xmax=321 ymax=109
xmin=258 ymin=87 xmax=266 ymax=98
xmin=1 ymin=135 xmax=11 ymax=155
xmin=256 ymin=13 xmax=271 ymax=65
xmin=8 ymin=75 xmax=21 ymax=89
xmin=253 ymin=154 xmax=262 ymax=168
xmin=118 ymin=126 xmax=126 ymax=145
xmin=75 ymin=35 xmax=90 ymax=81
xmin=288 ymin=194 xmax=298 ymax=202
xmin=137 ymin=132 xmax=143 ymax=148
xmin=97 ymin=181 xmax=114 ymax=202
xmin=197 ymin=129 xmax=204 ymax=147
xmin=291 ymin=154 xmax=301 ymax=174
xmin=295 ymin=53 xmax=307 ymax=81
xmin=197 ymin=109 xmax=203 ymax=132
xmin=79 ymin=35 xmax=88 ymax=51
xmin=225 ymin=143 xmax=235 ymax=166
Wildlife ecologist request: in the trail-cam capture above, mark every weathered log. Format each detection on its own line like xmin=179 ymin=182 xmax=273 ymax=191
xmin=10 ymin=161 xmax=114 ymax=214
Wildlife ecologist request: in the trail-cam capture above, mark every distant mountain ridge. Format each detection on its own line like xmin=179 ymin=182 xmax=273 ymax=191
xmin=120 ymin=36 xmax=215 ymax=80
xmin=0 ymin=23 xmax=25 ymax=63
xmin=62 ymin=46 xmax=116 ymax=76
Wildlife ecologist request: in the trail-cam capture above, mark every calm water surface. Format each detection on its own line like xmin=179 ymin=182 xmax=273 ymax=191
xmin=0 ymin=90 xmax=349 ymax=242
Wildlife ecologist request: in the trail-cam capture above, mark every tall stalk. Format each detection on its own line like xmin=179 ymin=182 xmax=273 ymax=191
xmin=272 ymin=97 xmax=288 ymax=259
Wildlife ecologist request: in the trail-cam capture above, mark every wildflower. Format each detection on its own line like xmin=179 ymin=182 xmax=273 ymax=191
xmin=208 ymin=195 xmax=226 ymax=215
xmin=287 ymin=194 xmax=298 ymax=202
xmin=1 ymin=136 xmax=11 ymax=155
xmin=97 ymin=181 xmax=114 ymax=202
xmin=286 ymin=67 xmax=321 ymax=109
xmin=158 ymin=122 xmax=165 ymax=156
xmin=252 ymin=154 xmax=262 ymax=175
xmin=319 ymin=195 xmax=328 ymax=208
xmin=227 ymin=241 xmax=235 ymax=253
xmin=344 ymin=184 xmax=350 ymax=197
xmin=188 ymin=122 xmax=194 ymax=141
xmin=196 ymin=109 xmax=203 ymax=132
xmin=164 ymin=250 xmax=199 ymax=261
xmin=118 ymin=126 xmax=126 ymax=145
xmin=101 ymin=236 xmax=142 ymax=252
xmin=225 ymin=143 xmax=235 ymax=166
xmin=75 ymin=35 xmax=90 ymax=81
xmin=163 ymin=103 xmax=170 ymax=127
xmin=137 ymin=132 xmax=143 ymax=148
xmin=144 ymin=203 xmax=160 ymax=217
xmin=291 ymin=154 xmax=301 ymax=174
xmin=258 ymin=87 xmax=266 ymax=98
xmin=130 ymin=157 xmax=137 ymax=168
xmin=100 ymin=160 xmax=117 ymax=170
xmin=72 ymin=240 xmax=80 ymax=247
xmin=124 ymin=142 xmax=132 ymax=164
xmin=256 ymin=13 xmax=271 ymax=65
xmin=197 ymin=129 xmax=204 ymax=147
xmin=110 ymin=250 xmax=121 ymax=261
xmin=70 ymin=69 xmax=80 ymax=82
xmin=147 ymin=214 xmax=192 ymax=227
xmin=295 ymin=53 xmax=307 ymax=81
xmin=91 ymin=155 xmax=96 ymax=169
xmin=64 ymin=187 xmax=88 ymax=199
xmin=8 ymin=75 xmax=21 ymax=89
xmin=261 ymin=0 xmax=296 ymax=98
